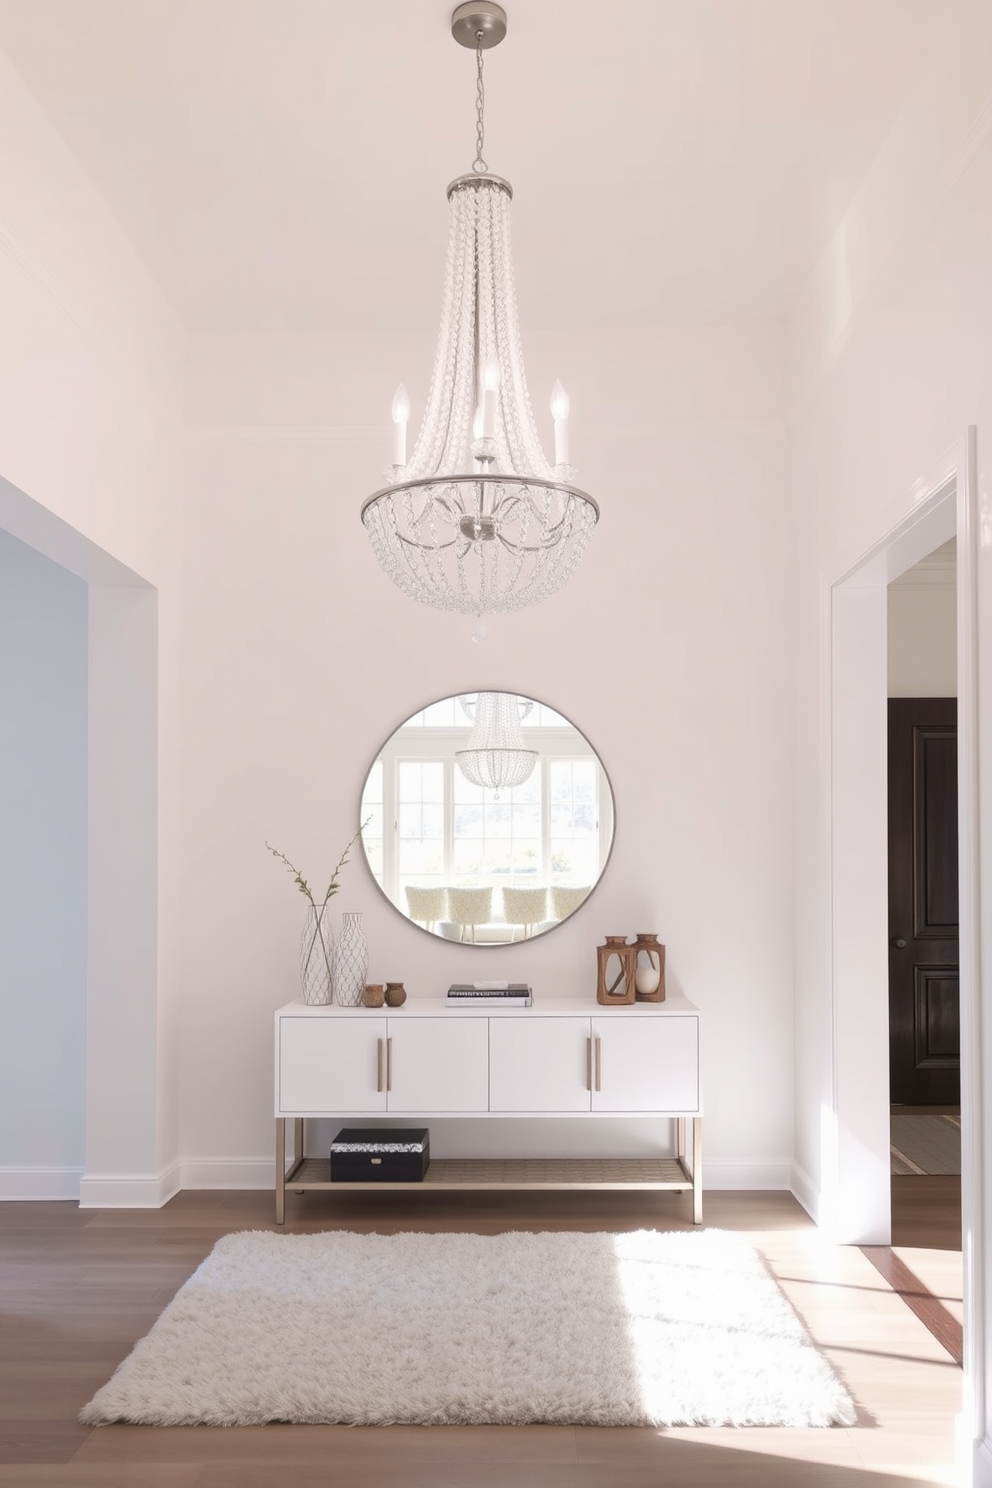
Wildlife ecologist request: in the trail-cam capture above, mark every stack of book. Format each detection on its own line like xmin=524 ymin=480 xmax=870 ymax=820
xmin=446 ymin=982 xmax=533 ymax=1007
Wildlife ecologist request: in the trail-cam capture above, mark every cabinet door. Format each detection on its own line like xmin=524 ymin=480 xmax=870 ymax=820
xmin=591 ymin=1015 xmax=699 ymax=1112
xmin=489 ymin=1017 xmax=592 ymax=1111
xmin=278 ymin=1016 xmax=387 ymax=1114
xmin=386 ymin=1018 xmax=489 ymax=1112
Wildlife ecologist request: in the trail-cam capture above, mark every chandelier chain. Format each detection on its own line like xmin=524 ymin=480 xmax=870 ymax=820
xmin=473 ymin=32 xmax=488 ymax=173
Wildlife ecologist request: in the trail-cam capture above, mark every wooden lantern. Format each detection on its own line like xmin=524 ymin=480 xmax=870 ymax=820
xmin=633 ymin=933 xmax=666 ymax=1002
xmin=596 ymin=936 xmax=635 ymax=1005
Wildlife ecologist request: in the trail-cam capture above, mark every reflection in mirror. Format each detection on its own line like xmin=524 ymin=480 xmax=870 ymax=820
xmin=360 ymin=693 xmax=615 ymax=944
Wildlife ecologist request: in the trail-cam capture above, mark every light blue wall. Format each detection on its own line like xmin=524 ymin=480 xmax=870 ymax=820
xmin=0 ymin=528 xmax=87 ymax=1181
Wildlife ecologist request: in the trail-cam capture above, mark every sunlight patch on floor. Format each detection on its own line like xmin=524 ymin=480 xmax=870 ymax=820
xmin=638 ymin=1225 xmax=964 ymax=1484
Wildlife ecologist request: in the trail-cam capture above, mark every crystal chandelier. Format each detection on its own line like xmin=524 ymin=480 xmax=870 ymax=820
xmin=361 ymin=3 xmax=598 ymax=618
xmin=456 ymin=691 xmax=538 ymax=793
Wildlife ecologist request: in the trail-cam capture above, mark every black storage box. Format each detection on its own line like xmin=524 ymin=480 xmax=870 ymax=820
xmin=329 ymin=1127 xmax=430 ymax=1183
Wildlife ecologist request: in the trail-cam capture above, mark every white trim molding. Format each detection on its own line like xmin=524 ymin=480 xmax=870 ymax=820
xmin=179 ymin=1158 xmax=274 ymax=1190
xmin=703 ymin=1162 xmax=791 ymax=1191
xmin=108 ymin=1156 xmax=794 ymax=1196
xmin=826 ymin=436 xmax=974 ymax=1245
xmin=78 ymin=1163 xmax=180 ymax=1209
xmin=958 ymin=425 xmax=987 ymax=1486
xmin=0 ymin=1166 xmax=84 ymax=1201
xmin=789 ymin=1163 xmax=820 ymax=1224
xmin=975 ymin=1437 xmax=992 ymax=1488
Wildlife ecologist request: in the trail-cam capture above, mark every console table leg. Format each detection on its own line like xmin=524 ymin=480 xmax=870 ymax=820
xmin=275 ymin=1117 xmax=286 ymax=1226
xmin=692 ymin=1117 xmax=703 ymax=1225
xmin=677 ymin=1117 xmax=686 ymax=1160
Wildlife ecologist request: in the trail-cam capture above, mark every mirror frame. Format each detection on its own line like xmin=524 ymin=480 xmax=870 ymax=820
xmin=358 ymin=690 xmax=616 ymax=946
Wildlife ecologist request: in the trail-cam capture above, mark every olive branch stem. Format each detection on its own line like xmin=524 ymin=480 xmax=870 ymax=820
xmin=266 ymin=820 xmax=371 ymax=909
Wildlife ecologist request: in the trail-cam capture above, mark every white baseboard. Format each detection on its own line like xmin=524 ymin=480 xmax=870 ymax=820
xmin=7 ymin=1155 xmax=800 ymax=1204
xmin=180 ymin=1157 xmax=273 ymax=1190
xmin=78 ymin=1162 xmax=181 ymax=1209
xmin=790 ymin=1161 xmax=820 ymax=1222
xmin=0 ymin=1165 xmax=83 ymax=1200
xmin=704 ymin=1161 xmax=791 ymax=1190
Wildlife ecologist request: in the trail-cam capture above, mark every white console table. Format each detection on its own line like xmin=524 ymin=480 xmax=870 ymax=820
xmin=274 ymin=995 xmax=702 ymax=1224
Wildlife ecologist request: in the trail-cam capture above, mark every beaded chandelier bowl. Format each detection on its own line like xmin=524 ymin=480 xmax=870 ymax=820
xmin=361 ymin=3 xmax=598 ymax=618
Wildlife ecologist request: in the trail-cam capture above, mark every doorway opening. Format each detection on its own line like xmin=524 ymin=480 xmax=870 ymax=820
xmin=886 ymin=545 xmax=961 ymax=1250
xmin=0 ymin=472 xmax=165 ymax=1206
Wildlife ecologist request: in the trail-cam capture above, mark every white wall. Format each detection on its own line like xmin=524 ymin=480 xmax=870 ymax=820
xmin=0 ymin=45 xmax=183 ymax=577
xmin=0 ymin=530 xmax=87 ymax=1196
xmin=175 ymin=321 xmax=794 ymax=1186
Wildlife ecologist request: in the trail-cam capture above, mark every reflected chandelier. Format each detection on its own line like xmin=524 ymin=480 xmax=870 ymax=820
xmin=455 ymin=691 xmax=537 ymax=794
xmin=361 ymin=3 xmax=598 ymax=618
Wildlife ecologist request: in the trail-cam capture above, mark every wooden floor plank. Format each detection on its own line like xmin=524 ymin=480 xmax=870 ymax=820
xmin=71 ymin=1422 xmax=580 ymax=1466
xmin=0 ymin=1470 xmax=201 ymax=1487
xmin=0 ymin=1425 xmax=90 ymax=1467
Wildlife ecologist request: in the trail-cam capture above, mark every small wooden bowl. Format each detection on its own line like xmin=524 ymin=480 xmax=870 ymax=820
xmin=384 ymin=982 xmax=407 ymax=1007
xmin=362 ymin=983 xmax=385 ymax=1008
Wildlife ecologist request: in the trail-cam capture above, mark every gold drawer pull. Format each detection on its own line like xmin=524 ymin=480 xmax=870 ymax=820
xmin=586 ymin=1036 xmax=592 ymax=1092
xmin=386 ymin=1036 xmax=393 ymax=1092
xmin=595 ymin=1036 xmax=602 ymax=1092
xmin=376 ymin=1037 xmax=384 ymax=1093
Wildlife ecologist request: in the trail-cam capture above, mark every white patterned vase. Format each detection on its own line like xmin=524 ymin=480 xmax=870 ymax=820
xmin=333 ymin=911 xmax=368 ymax=1007
xmin=300 ymin=903 xmax=334 ymax=1006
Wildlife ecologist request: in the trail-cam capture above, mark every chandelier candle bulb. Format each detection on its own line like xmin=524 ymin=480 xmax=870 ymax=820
xmin=551 ymin=380 xmax=570 ymax=466
xmin=391 ymin=384 xmax=410 ymax=467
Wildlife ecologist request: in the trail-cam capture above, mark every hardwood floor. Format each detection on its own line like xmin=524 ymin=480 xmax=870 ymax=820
xmin=0 ymin=1184 xmax=963 ymax=1488
xmin=891 ymin=1175 xmax=961 ymax=1250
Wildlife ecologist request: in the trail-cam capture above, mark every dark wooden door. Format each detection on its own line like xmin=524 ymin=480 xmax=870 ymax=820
xmin=888 ymin=699 xmax=959 ymax=1104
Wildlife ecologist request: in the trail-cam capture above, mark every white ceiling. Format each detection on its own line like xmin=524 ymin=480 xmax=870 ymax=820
xmin=0 ymin=0 xmax=960 ymax=334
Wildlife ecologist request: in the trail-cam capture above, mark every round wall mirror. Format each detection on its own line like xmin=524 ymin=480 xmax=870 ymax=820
xmin=360 ymin=692 xmax=615 ymax=944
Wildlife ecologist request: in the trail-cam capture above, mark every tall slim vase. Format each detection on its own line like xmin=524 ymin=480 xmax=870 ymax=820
xmin=300 ymin=903 xmax=334 ymax=1006
xmin=333 ymin=911 xmax=368 ymax=1006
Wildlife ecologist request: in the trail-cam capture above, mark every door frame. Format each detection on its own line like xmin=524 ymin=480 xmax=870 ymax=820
xmin=826 ymin=428 xmax=982 ymax=1444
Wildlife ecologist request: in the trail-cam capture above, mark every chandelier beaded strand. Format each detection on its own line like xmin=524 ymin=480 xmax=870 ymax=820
xmin=360 ymin=3 xmax=598 ymax=618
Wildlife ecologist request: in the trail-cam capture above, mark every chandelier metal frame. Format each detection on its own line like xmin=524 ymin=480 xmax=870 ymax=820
xmin=360 ymin=3 xmax=599 ymax=618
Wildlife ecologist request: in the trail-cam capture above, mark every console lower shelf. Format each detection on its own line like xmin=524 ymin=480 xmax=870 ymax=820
xmin=285 ymin=1154 xmax=695 ymax=1191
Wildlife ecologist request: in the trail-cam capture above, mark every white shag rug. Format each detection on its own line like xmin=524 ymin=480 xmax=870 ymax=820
xmin=80 ymin=1228 xmax=855 ymax=1428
